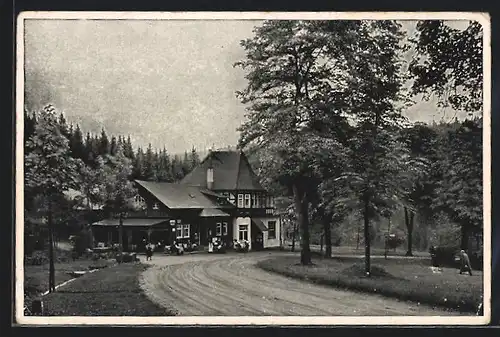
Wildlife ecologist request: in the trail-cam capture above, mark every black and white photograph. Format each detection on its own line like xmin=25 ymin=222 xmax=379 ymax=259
xmin=15 ymin=12 xmax=491 ymax=325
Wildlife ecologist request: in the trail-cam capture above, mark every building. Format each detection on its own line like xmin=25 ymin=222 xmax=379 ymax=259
xmin=91 ymin=149 xmax=282 ymax=251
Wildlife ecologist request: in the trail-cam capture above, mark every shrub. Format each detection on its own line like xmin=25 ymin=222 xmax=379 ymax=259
xmin=431 ymin=246 xmax=460 ymax=268
xmin=386 ymin=234 xmax=405 ymax=250
xmin=115 ymin=252 xmax=136 ymax=263
xmin=25 ymin=251 xmax=48 ymax=266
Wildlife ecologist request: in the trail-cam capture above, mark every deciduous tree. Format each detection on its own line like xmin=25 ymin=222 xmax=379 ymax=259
xmin=24 ymin=105 xmax=82 ymax=292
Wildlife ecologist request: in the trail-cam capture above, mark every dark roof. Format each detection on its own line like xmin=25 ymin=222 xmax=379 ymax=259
xmin=135 ymin=180 xmax=229 ymax=210
xmin=181 ymin=150 xmax=265 ymax=191
xmin=92 ymin=218 xmax=167 ymax=227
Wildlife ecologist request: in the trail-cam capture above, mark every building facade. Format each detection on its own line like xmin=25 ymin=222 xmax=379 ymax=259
xmin=91 ymin=150 xmax=282 ymax=251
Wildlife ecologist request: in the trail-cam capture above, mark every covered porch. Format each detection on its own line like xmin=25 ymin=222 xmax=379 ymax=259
xmin=91 ymin=218 xmax=171 ymax=252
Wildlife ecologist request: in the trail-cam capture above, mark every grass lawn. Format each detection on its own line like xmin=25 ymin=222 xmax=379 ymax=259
xmin=41 ymin=263 xmax=175 ymax=316
xmin=257 ymin=255 xmax=483 ymax=313
xmin=24 ymin=258 xmax=115 ymax=308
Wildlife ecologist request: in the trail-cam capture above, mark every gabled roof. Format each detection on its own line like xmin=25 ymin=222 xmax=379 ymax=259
xmin=180 ymin=150 xmax=265 ymax=191
xmin=135 ymin=180 xmax=231 ymax=210
xmin=199 ymin=208 xmax=231 ymax=217
xmin=92 ymin=218 xmax=167 ymax=227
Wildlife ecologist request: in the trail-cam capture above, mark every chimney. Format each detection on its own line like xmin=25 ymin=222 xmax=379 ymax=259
xmin=207 ymin=149 xmax=214 ymax=189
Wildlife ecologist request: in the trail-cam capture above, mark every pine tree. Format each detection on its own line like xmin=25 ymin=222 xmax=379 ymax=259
xmin=124 ymin=135 xmax=135 ymax=160
xmin=143 ymin=143 xmax=157 ymax=181
xmin=69 ymin=124 xmax=85 ymax=160
xmin=98 ymin=128 xmax=110 ymax=156
xmin=189 ymin=146 xmax=200 ymax=171
xmin=132 ymin=147 xmax=145 ymax=180
xmin=110 ymin=136 xmax=118 ymax=156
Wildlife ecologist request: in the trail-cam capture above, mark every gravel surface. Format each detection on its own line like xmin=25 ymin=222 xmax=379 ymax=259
xmin=139 ymin=252 xmax=466 ymax=316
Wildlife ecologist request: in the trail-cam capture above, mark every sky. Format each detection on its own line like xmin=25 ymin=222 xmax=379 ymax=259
xmin=23 ymin=19 xmax=473 ymax=154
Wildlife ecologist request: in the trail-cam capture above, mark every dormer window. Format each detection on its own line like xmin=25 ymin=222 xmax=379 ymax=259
xmin=133 ymin=195 xmax=146 ymax=209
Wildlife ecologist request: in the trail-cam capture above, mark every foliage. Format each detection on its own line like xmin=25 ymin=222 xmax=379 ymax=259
xmin=409 ymin=20 xmax=483 ymax=113
xmin=24 ymin=105 xmax=82 ymax=197
xmin=235 ymin=20 xmax=357 ymax=264
xmin=433 ymin=118 xmax=483 ymax=249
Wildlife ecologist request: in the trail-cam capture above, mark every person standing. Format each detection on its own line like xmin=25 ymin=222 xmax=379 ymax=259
xmin=459 ymin=249 xmax=473 ymax=276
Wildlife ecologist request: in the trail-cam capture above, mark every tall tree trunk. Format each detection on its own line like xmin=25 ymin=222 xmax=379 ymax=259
xmin=323 ymin=217 xmax=332 ymax=258
xmin=363 ymin=196 xmax=371 ymax=276
xmin=293 ymin=184 xmax=311 ymax=265
xmin=404 ymin=207 xmax=415 ymax=256
xmin=356 ymin=224 xmax=360 ymax=250
xmin=118 ymin=213 xmax=124 ymax=262
xmin=48 ymin=197 xmax=56 ymax=293
xmin=291 ymin=221 xmax=297 ymax=252
xmin=460 ymin=223 xmax=470 ymax=252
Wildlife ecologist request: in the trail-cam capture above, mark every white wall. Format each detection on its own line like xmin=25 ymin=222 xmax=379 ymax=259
xmin=235 ymin=217 xmax=252 ymax=250
xmin=256 ymin=216 xmax=281 ymax=248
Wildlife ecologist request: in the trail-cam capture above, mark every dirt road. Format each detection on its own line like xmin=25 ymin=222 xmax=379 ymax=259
xmin=139 ymin=252 xmax=464 ymax=316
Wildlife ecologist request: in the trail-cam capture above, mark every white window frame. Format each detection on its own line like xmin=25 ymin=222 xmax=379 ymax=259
xmin=176 ymin=224 xmax=183 ymax=239
xmin=237 ymin=194 xmax=244 ymax=208
xmin=222 ymin=222 xmax=228 ymax=236
xmin=238 ymin=224 xmax=249 ymax=241
xmin=134 ymin=194 xmax=146 ymax=209
xmin=182 ymin=224 xmax=190 ymax=238
xmin=216 ymin=222 xmax=222 ymax=236
xmin=244 ymin=194 xmax=251 ymax=208
xmin=268 ymin=221 xmax=277 ymax=239
xmin=152 ymin=202 xmax=159 ymax=210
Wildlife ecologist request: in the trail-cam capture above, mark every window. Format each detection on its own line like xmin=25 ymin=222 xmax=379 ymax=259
xmin=216 ymin=223 xmax=222 ymax=236
xmin=134 ymin=195 xmax=146 ymax=209
xmin=152 ymin=202 xmax=159 ymax=210
xmin=170 ymin=220 xmax=176 ymax=227
xmin=237 ymin=194 xmax=244 ymax=208
xmin=229 ymin=193 xmax=236 ymax=205
xmin=270 ymin=196 xmax=275 ymax=208
xmin=182 ymin=224 xmax=190 ymax=238
xmin=223 ymin=222 xmax=228 ymax=236
xmin=176 ymin=224 xmax=183 ymax=239
xmin=268 ymin=221 xmax=277 ymax=239
xmin=244 ymin=194 xmax=251 ymax=208
xmin=238 ymin=225 xmax=249 ymax=241
xmin=177 ymin=223 xmax=190 ymax=239
xmin=252 ymin=194 xmax=257 ymax=208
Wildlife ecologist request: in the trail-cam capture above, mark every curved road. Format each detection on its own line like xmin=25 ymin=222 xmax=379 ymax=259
xmin=139 ymin=252 xmax=463 ymax=316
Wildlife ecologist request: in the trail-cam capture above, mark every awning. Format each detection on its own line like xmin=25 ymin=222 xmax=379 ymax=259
xmin=199 ymin=208 xmax=230 ymax=217
xmin=91 ymin=218 xmax=166 ymax=227
xmin=252 ymin=219 xmax=268 ymax=232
